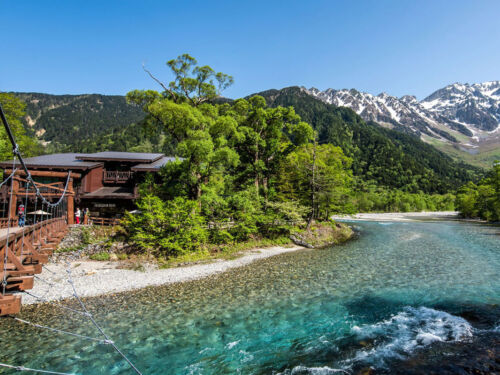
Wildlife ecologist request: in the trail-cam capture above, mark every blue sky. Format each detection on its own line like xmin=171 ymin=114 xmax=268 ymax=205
xmin=1 ymin=0 xmax=499 ymax=99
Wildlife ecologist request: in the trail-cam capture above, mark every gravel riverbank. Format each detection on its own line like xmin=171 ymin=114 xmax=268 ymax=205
xmin=332 ymin=211 xmax=459 ymax=222
xmin=23 ymin=245 xmax=305 ymax=304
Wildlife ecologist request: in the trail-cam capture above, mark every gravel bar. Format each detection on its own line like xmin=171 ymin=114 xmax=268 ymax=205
xmin=22 ymin=245 xmax=304 ymax=304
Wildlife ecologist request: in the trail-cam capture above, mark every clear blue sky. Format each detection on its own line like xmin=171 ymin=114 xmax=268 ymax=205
xmin=1 ymin=0 xmax=499 ymax=99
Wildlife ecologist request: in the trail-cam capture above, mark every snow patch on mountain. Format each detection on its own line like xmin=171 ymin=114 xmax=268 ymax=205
xmin=304 ymin=81 xmax=500 ymax=146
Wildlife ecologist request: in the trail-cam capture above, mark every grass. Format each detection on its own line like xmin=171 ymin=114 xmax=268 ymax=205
xmin=55 ymin=245 xmax=84 ymax=253
xmin=89 ymin=252 xmax=110 ymax=261
xmin=422 ymin=135 xmax=500 ymax=169
xmin=156 ymin=222 xmax=354 ymax=268
xmin=84 ymin=222 xmax=353 ymax=268
xmin=117 ymin=253 xmax=128 ymax=260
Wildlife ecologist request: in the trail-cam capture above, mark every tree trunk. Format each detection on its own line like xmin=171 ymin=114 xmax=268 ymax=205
xmin=307 ymin=139 xmax=317 ymax=230
xmin=254 ymin=146 xmax=259 ymax=197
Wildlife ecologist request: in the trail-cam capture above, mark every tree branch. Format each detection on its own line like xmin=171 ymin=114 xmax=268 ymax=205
xmin=142 ymin=63 xmax=177 ymax=101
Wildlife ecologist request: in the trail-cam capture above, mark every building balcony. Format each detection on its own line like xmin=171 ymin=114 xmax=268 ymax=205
xmin=103 ymin=170 xmax=133 ymax=184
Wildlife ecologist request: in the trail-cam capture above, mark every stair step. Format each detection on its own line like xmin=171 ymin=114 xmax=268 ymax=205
xmin=5 ymin=276 xmax=34 ymax=291
xmin=0 ymin=294 xmax=21 ymax=315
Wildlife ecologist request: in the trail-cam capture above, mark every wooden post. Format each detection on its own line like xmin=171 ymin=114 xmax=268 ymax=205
xmin=67 ymin=178 xmax=74 ymax=225
xmin=9 ymin=178 xmax=19 ymax=222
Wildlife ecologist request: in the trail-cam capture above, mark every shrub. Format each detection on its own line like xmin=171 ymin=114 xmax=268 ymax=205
xmin=121 ymin=195 xmax=208 ymax=257
xmin=90 ymin=252 xmax=110 ymax=261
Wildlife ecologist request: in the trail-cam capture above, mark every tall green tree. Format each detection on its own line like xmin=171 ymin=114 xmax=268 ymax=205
xmin=141 ymin=53 xmax=233 ymax=107
xmin=278 ymin=143 xmax=352 ymax=221
xmin=456 ymin=162 xmax=500 ymax=221
xmin=127 ymin=55 xmax=238 ymax=201
xmin=0 ymin=93 xmax=41 ymax=161
xmin=226 ymin=96 xmax=313 ymax=197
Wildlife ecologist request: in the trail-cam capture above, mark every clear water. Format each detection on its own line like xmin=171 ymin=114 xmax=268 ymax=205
xmin=0 ymin=220 xmax=499 ymax=374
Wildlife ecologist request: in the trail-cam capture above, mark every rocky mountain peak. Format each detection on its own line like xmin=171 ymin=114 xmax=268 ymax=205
xmin=305 ymin=81 xmax=500 ymax=148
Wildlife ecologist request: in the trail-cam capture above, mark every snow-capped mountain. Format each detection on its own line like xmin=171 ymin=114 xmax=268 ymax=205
xmin=421 ymin=81 xmax=500 ymax=132
xmin=305 ymin=81 xmax=500 ymax=146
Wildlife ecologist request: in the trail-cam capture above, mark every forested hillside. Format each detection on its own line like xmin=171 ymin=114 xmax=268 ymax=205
xmin=456 ymin=163 xmax=500 ymax=221
xmin=257 ymin=87 xmax=482 ymax=194
xmin=10 ymin=88 xmax=483 ymax=195
xmin=13 ymin=92 xmax=144 ymax=150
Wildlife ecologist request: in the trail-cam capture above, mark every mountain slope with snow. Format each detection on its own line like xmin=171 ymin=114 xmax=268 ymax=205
xmin=305 ymin=81 xmax=500 ymax=167
xmin=421 ymin=81 xmax=500 ymax=132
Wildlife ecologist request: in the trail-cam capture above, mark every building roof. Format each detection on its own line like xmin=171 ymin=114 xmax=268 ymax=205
xmin=76 ymin=152 xmax=164 ymax=163
xmin=0 ymin=153 xmax=103 ymax=170
xmin=131 ymin=156 xmax=180 ymax=172
xmin=0 ymin=152 xmax=179 ymax=172
xmin=80 ymin=186 xmax=135 ymax=199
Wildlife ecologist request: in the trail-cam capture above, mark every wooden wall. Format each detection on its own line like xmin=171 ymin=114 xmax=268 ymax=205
xmin=82 ymin=166 xmax=103 ymax=193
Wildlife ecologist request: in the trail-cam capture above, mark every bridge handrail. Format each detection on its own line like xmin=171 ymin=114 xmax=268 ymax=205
xmin=0 ymin=218 xmax=66 ymax=247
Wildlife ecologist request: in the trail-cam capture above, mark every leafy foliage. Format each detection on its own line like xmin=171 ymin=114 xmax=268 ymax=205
xmin=0 ymin=93 xmax=42 ymax=161
xmin=12 ymin=92 xmax=145 ymax=152
xmin=349 ymin=188 xmax=456 ymax=213
xmin=163 ymin=53 xmax=234 ymax=106
xmin=120 ymin=55 xmax=331 ymax=256
xmin=257 ymin=87 xmax=482 ymax=194
xmin=278 ymin=143 xmax=353 ymax=220
xmin=122 ymin=195 xmax=207 ymax=257
xmin=120 ymin=56 xmax=480 ymax=259
xmin=456 ymin=163 xmax=500 ymax=221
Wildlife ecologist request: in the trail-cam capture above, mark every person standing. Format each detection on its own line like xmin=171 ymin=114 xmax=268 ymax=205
xmin=75 ymin=207 xmax=81 ymax=225
xmin=84 ymin=207 xmax=90 ymax=224
xmin=18 ymin=204 xmax=25 ymax=227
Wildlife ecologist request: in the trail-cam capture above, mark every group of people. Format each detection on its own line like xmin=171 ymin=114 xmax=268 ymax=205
xmin=15 ymin=205 xmax=91 ymax=227
xmin=75 ymin=207 xmax=90 ymax=225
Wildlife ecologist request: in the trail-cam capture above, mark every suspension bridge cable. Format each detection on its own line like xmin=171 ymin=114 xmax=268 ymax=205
xmin=34 ymin=274 xmax=56 ymax=288
xmin=0 ymin=167 xmax=18 ymax=188
xmin=0 ymin=104 xmax=72 ymax=207
xmin=2 ymin=155 xmax=17 ymax=296
xmin=41 ymin=264 xmax=57 ymax=276
xmin=11 ymin=317 xmax=113 ymax=345
xmin=21 ymin=291 xmax=89 ymax=317
xmin=0 ymin=362 xmax=76 ymax=375
xmin=20 ymin=180 xmax=30 ymax=259
xmin=1 ymin=102 xmax=144 ymax=375
xmin=66 ymin=265 xmax=144 ymax=375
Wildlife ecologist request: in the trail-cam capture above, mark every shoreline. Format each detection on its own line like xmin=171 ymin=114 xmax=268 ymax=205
xmin=332 ymin=211 xmax=460 ymax=222
xmin=21 ymin=212 xmax=469 ymax=305
xmin=22 ymin=245 xmax=306 ymax=305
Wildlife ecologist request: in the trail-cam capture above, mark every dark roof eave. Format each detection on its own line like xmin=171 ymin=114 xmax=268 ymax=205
xmin=76 ymin=155 xmax=164 ymax=163
xmin=130 ymin=167 xmax=162 ymax=172
xmin=80 ymin=195 xmax=136 ymax=199
xmin=0 ymin=162 xmax=103 ymax=170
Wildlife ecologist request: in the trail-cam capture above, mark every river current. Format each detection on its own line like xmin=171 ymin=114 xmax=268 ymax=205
xmin=0 ymin=220 xmax=499 ymax=374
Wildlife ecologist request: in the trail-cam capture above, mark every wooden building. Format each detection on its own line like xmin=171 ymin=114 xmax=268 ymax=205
xmin=0 ymin=152 xmax=177 ymax=223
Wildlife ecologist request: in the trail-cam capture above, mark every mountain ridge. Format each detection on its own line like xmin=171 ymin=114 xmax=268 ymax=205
xmin=9 ymin=81 xmax=499 ymax=168
xmin=304 ymin=81 xmax=500 ymax=152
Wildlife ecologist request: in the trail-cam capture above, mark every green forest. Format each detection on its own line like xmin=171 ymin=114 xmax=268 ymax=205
xmin=13 ymin=92 xmax=144 ymax=153
xmin=1 ymin=54 xmax=496 ymax=260
xmin=0 ymin=92 xmax=42 ymax=163
xmin=456 ymin=163 xmax=500 ymax=221
xmin=115 ymin=55 xmax=486 ymax=258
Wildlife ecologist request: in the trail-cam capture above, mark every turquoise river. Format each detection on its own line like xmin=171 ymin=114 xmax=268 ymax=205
xmin=0 ymin=219 xmax=499 ymax=374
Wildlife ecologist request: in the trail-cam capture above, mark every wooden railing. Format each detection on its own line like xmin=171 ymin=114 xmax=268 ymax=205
xmin=0 ymin=218 xmax=10 ymax=229
xmin=103 ymin=170 xmax=133 ymax=183
xmin=89 ymin=217 xmax=120 ymax=226
xmin=0 ymin=217 xmax=68 ymax=315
